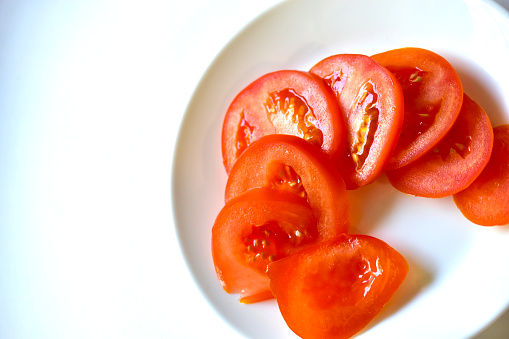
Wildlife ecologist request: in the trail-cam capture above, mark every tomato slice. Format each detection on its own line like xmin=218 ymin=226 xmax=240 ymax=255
xmin=371 ymin=47 xmax=463 ymax=170
xmin=221 ymin=70 xmax=346 ymax=173
xmin=225 ymin=134 xmax=350 ymax=240
xmin=453 ymin=124 xmax=509 ymax=226
xmin=386 ymin=94 xmax=494 ymax=198
xmin=211 ymin=187 xmax=317 ymax=303
xmin=310 ymin=54 xmax=404 ymax=189
xmin=267 ymin=234 xmax=408 ymax=339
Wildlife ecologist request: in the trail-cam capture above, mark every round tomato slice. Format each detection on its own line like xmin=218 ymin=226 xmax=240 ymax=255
xmin=225 ymin=134 xmax=350 ymax=239
xmin=267 ymin=234 xmax=409 ymax=339
xmin=386 ymin=94 xmax=494 ymax=198
xmin=371 ymin=47 xmax=463 ymax=170
xmin=310 ymin=54 xmax=404 ymax=189
xmin=212 ymin=187 xmax=317 ymax=303
xmin=221 ymin=70 xmax=346 ymax=173
xmin=453 ymin=124 xmax=509 ymax=226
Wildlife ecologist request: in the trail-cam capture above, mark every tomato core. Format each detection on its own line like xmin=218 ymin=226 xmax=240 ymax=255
xmin=267 ymin=161 xmax=307 ymax=199
xmin=323 ymin=70 xmax=348 ymax=95
xmin=243 ymin=220 xmax=318 ymax=275
xmin=324 ymin=70 xmax=381 ymax=171
xmin=387 ymin=66 xmax=441 ymax=149
xmin=349 ymin=81 xmax=379 ymax=170
xmin=265 ymin=88 xmax=324 ymax=147
xmin=235 ymin=111 xmax=255 ymax=158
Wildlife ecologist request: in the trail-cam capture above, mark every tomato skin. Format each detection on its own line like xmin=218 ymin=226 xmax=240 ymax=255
xmin=267 ymin=234 xmax=408 ymax=339
xmin=211 ymin=187 xmax=317 ymax=303
xmin=310 ymin=54 xmax=404 ymax=189
xmin=386 ymin=94 xmax=493 ymax=198
xmin=453 ymin=125 xmax=509 ymax=226
xmin=222 ymin=70 xmax=346 ymax=174
xmin=225 ymin=134 xmax=350 ymax=239
xmin=371 ymin=47 xmax=463 ymax=170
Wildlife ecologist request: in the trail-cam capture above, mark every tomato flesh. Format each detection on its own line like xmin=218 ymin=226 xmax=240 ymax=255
xmin=222 ymin=70 xmax=346 ymax=173
xmin=453 ymin=124 xmax=509 ymax=226
xmin=225 ymin=134 xmax=350 ymax=239
xmin=387 ymin=66 xmax=440 ymax=150
xmin=386 ymin=94 xmax=494 ymax=198
xmin=371 ymin=47 xmax=463 ymax=170
xmin=212 ymin=188 xmax=317 ymax=303
xmin=310 ymin=54 xmax=404 ymax=189
xmin=267 ymin=234 xmax=408 ymax=339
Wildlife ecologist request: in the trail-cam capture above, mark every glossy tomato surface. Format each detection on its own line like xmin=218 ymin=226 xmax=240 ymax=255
xmin=387 ymin=94 xmax=493 ymax=198
xmin=225 ymin=134 xmax=350 ymax=239
xmin=267 ymin=234 xmax=408 ymax=339
xmin=212 ymin=187 xmax=317 ymax=303
xmin=453 ymin=124 xmax=509 ymax=226
xmin=221 ymin=70 xmax=346 ymax=173
xmin=371 ymin=47 xmax=463 ymax=170
xmin=310 ymin=54 xmax=404 ymax=189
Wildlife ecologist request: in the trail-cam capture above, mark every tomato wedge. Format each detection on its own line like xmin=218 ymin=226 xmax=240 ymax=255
xmin=453 ymin=124 xmax=509 ymax=226
xmin=212 ymin=187 xmax=317 ymax=303
xmin=221 ymin=70 xmax=346 ymax=173
xmin=225 ymin=134 xmax=350 ymax=239
xmin=267 ymin=234 xmax=409 ymax=339
xmin=310 ymin=54 xmax=404 ymax=189
xmin=386 ymin=94 xmax=493 ymax=198
xmin=371 ymin=47 xmax=463 ymax=170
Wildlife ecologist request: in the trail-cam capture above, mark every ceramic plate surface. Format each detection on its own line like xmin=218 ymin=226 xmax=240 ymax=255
xmin=172 ymin=0 xmax=509 ymax=337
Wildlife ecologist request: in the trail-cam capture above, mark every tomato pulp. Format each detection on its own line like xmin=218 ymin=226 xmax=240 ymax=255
xmin=371 ymin=47 xmax=463 ymax=170
xmin=386 ymin=94 xmax=493 ymax=198
xmin=310 ymin=54 xmax=404 ymax=189
xmin=267 ymin=234 xmax=408 ymax=339
xmin=212 ymin=188 xmax=318 ymax=303
xmin=225 ymin=134 xmax=350 ymax=239
xmin=221 ymin=70 xmax=346 ymax=173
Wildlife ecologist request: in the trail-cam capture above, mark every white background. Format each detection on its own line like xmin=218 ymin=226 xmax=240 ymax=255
xmin=0 ymin=0 xmax=509 ymax=338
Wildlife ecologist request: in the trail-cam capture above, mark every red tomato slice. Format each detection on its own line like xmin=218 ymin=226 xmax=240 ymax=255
xmin=453 ymin=124 xmax=509 ymax=226
xmin=225 ymin=134 xmax=350 ymax=240
xmin=386 ymin=94 xmax=494 ymax=198
xmin=212 ymin=187 xmax=317 ymax=303
xmin=310 ymin=54 xmax=404 ymax=189
xmin=221 ymin=70 xmax=346 ymax=173
xmin=267 ymin=234 xmax=409 ymax=339
xmin=371 ymin=47 xmax=463 ymax=170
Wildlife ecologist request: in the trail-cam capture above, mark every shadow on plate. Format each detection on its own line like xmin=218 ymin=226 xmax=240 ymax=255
xmin=358 ymin=252 xmax=434 ymax=336
xmin=347 ymin=174 xmax=400 ymax=235
xmin=474 ymin=304 xmax=509 ymax=338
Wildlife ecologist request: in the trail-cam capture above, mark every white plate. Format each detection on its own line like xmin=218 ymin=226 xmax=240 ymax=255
xmin=172 ymin=0 xmax=509 ymax=338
